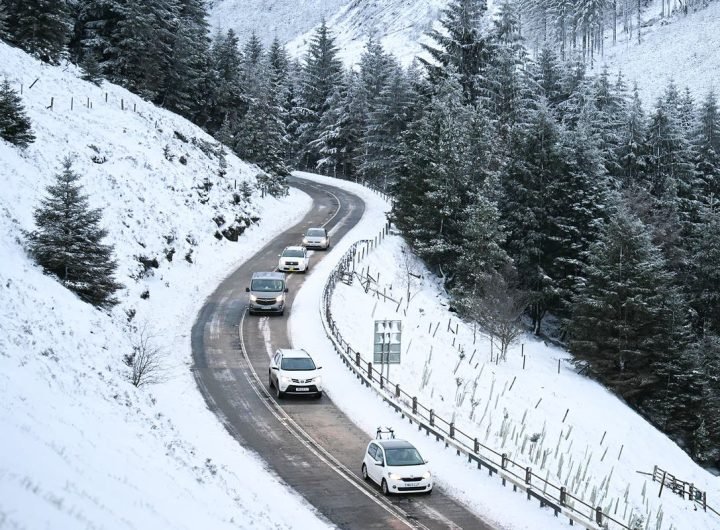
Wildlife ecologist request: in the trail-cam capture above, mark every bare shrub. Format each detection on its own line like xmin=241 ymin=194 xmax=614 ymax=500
xmin=461 ymin=268 xmax=529 ymax=361
xmin=124 ymin=324 xmax=167 ymax=387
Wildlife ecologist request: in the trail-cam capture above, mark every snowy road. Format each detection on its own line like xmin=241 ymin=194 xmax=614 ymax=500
xmin=191 ymin=176 xmax=494 ymax=529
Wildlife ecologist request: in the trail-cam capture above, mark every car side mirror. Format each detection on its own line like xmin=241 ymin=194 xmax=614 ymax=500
xmin=245 ymin=287 xmax=250 ymax=292
xmin=317 ymin=366 xmax=322 ymax=370
xmin=271 ymin=366 xmax=279 ymax=371
xmin=284 ymin=287 xmax=289 ymax=293
xmin=424 ymin=459 xmax=430 ymax=464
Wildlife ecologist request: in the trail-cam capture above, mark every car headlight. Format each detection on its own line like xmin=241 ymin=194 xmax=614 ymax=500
xmin=388 ymin=473 xmax=401 ymax=480
xmin=313 ymin=375 xmax=322 ymax=384
xmin=280 ymin=376 xmax=290 ymax=384
xmin=422 ymin=471 xmax=431 ymax=479
xmin=302 ymin=238 xmax=309 ymax=244
xmin=275 ymin=295 xmax=284 ymax=302
xmin=249 ymin=295 xmax=257 ymax=302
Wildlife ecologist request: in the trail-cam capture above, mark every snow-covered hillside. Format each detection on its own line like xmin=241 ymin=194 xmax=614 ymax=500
xmin=596 ymin=1 xmax=720 ymax=105
xmin=0 ymin=42 xmax=330 ymax=529
xmin=209 ymin=0 xmax=719 ymax=106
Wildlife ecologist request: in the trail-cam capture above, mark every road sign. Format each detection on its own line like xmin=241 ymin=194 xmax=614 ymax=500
xmin=374 ymin=320 xmax=401 ymax=365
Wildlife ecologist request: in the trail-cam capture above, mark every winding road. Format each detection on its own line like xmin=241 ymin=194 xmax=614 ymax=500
xmin=191 ymin=176 xmax=495 ymax=529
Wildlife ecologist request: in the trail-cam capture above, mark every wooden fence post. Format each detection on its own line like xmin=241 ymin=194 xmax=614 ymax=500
xmin=367 ymin=362 xmax=372 ymax=381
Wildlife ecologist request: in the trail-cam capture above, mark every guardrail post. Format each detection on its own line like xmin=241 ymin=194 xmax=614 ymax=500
xmin=355 ymin=351 xmax=360 ymax=366
xmin=474 ymin=438 xmax=479 ymax=453
xmin=429 ymin=409 xmax=434 ymax=427
xmin=560 ymin=486 xmax=567 ymax=506
xmin=367 ymin=362 xmax=372 ymax=381
xmin=412 ymin=397 xmax=417 ymax=414
xmin=525 ymin=466 xmax=532 ymax=484
xmin=595 ymin=506 xmax=602 ymax=525
xmin=449 ymin=423 xmax=455 ymax=439
xmin=395 ymin=384 xmax=400 ymax=398
xmin=502 ymin=453 xmax=508 ymax=470
xmin=380 ymin=374 xmax=384 ymax=390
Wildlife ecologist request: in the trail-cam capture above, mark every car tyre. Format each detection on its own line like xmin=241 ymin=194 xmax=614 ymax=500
xmin=268 ymin=371 xmax=274 ymax=389
xmin=361 ymin=463 xmax=369 ymax=482
xmin=314 ymin=391 xmax=323 ymax=399
xmin=275 ymin=384 xmax=284 ymax=399
xmin=381 ymin=479 xmax=390 ymax=496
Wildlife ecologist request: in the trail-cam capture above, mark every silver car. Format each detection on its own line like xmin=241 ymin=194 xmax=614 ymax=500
xmin=246 ymin=271 xmax=288 ymax=315
xmin=302 ymin=227 xmax=330 ymax=250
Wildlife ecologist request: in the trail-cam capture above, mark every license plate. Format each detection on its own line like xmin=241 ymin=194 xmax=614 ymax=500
xmin=406 ymin=482 xmax=419 ymax=487
xmin=296 ymin=387 xmax=309 ymax=391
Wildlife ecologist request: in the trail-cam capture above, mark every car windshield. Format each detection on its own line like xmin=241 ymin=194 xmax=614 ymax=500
xmin=282 ymin=249 xmax=305 ymax=258
xmin=280 ymin=357 xmax=316 ymax=371
xmin=384 ymin=447 xmax=425 ymax=466
xmin=307 ymin=229 xmax=326 ymax=237
xmin=250 ymin=279 xmax=284 ymax=292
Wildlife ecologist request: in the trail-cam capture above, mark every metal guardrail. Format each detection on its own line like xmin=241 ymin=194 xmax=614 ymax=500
xmin=320 ymin=236 xmax=626 ymax=530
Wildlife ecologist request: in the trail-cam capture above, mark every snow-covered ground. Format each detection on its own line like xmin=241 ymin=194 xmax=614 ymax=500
xmin=290 ymin=173 xmax=720 ymax=530
xmin=594 ymin=0 xmax=720 ymax=106
xmin=0 ymin=42 xmax=330 ymax=529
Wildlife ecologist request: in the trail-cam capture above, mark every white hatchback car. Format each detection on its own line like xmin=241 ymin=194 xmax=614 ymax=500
xmin=268 ymin=348 xmax=323 ymax=398
xmin=278 ymin=245 xmax=309 ymax=273
xmin=362 ymin=438 xmax=433 ymax=495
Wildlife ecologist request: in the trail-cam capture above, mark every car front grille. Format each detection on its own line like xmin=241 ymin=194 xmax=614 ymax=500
xmin=257 ymin=298 xmax=277 ymax=306
xmin=291 ymin=378 xmax=314 ymax=384
xmin=397 ymin=486 xmax=428 ymax=492
xmin=284 ymin=261 xmax=298 ymax=266
xmin=401 ymin=477 xmax=424 ymax=482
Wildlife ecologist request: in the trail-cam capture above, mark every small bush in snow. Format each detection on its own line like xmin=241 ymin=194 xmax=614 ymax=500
xmin=124 ymin=324 xmax=167 ymax=388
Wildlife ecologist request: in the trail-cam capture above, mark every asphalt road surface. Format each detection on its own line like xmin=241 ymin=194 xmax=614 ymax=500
xmin=191 ymin=176 xmax=495 ymax=530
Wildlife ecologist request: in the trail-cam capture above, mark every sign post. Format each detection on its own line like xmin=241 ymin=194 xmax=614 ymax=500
xmin=374 ymin=320 xmax=402 ymax=381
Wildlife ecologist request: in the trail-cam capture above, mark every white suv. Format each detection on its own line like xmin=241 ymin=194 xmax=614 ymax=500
xmin=278 ymin=246 xmax=309 ymax=273
xmin=269 ymin=348 xmax=323 ymax=398
xmin=361 ymin=437 xmax=432 ymax=495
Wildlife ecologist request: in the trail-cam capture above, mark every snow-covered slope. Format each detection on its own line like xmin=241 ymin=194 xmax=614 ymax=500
xmin=596 ymin=1 xmax=720 ymax=105
xmin=0 ymin=42 xmax=329 ymax=529
xmin=209 ymin=0 xmax=719 ymax=105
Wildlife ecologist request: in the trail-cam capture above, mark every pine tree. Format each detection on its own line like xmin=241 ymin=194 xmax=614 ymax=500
xmin=27 ymin=158 xmax=122 ymax=308
xmin=109 ymin=0 xmax=179 ymax=101
xmin=362 ymin=60 xmax=415 ymax=191
xmin=161 ymin=0 xmax=212 ymax=120
xmin=79 ymin=50 xmax=104 ymax=86
xmin=694 ymin=90 xmax=720 ymax=199
xmin=420 ymin=0 xmax=490 ymax=104
xmin=0 ymin=79 xmax=35 ymax=147
xmin=500 ymin=96 xmax=565 ymax=333
xmin=692 ymin=334 xmax=720 ymax=467
xmin=207 ymin=29 xmax=243 ymax=134
xmin=617 ymin=84 xmax=649 ymax=188
xmin=0 ymin=0 xmax=9 ymax=39
xmin=569 ymin=204 xmax=681 ymax=406
xmin=686 ymin=200 xmax=720 ymax=335
xmin=233 ymin=37 xmax=290 ymax=185
xmin=392 ymin=75 xmax=476 ymax=284
xmin=295 ymin=20 xmax=344 ymax=170
xmin=3 ymin=0 xmax=70 ymax=63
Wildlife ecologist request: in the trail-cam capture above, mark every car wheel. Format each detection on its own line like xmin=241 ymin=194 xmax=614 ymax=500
xmin=314 ymin=391 xmax=323 ymax=399
xmin=381 ymin=479 xmax=390 ymax=496
xmin=268 ymin=371 xmax=274 ymax=389
xmin=426 ymin=488 xmax=433 ymax=495
xmin=361 ymin=463 xmax=369 ymax=482
xmin=279 ymin=310 xmax=284 ymax=316
xmin=275 ymin=384 xmax=284 ymax=399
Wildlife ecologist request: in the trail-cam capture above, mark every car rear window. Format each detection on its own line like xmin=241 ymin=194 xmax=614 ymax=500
xmin=282 ymin=249 xmax=305 ymax=257
xmin=281 ymin=357 xmax=316 ymax=371
xmin=307 ymin=229 xmax=326 ymax=237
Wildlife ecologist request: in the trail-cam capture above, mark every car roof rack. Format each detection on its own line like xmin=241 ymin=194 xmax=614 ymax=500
xmin=376 ymin=427 xmax=395 ymax=440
